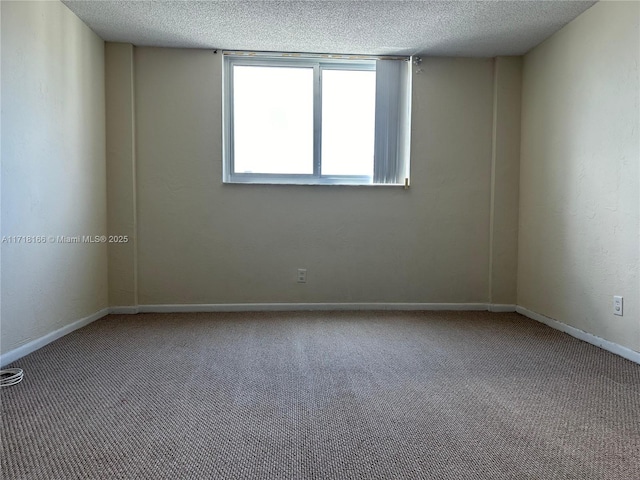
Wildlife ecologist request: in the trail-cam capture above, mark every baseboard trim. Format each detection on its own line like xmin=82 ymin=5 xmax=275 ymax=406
xmin=516 ymin=306 xmax=640 ymax=365
xmin=136 ymin=302 xmax=494 ymax=313
xmin=110 ymin=306 xmax=140 ymax=314
xmin=489 ymin=304 xmax=517 ymax=312
xmin=0 ymin=308 xmax=110 ymax=367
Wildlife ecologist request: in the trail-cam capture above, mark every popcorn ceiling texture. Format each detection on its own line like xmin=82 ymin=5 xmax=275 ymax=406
xmin=62 ymin=0 xmax=596 ymax=56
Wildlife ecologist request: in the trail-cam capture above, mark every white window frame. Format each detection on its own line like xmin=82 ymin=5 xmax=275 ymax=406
xmin=223 ymin=52 xmax=411 ymax=186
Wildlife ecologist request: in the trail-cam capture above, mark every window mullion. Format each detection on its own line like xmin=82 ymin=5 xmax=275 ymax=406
xmin=313 ymin=63 xmax=322 ymax=178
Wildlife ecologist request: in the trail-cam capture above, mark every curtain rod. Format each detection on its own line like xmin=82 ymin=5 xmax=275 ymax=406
xmin=222 ymin=50 xmax=410 ymax=61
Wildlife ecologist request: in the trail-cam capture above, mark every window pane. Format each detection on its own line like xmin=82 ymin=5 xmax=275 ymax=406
xmin=233 ymin=66 xmax=314 ymax=175
xmin=321 ymin=69 xmax=376 ymax=177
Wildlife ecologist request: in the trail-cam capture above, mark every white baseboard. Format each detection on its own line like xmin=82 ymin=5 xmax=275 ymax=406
xmin=516 ymin=306 xmax=640 ymax=365
xmin=110 ymin=306 xmax=140 ymax=314
xmin=136 ymin=302 xmax=494 ymax=313
xmin=0 ymin=307 xmax=110 ymax=367
xmin=489 ymin=304 xmax=517 ymax=312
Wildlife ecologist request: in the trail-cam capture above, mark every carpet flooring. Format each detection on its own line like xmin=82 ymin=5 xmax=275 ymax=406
xmin=1 ymin=311 xmax=639 ymax=479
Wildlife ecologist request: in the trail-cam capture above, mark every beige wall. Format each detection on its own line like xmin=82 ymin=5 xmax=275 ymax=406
xmin=106 ymin=43 xmax=138 ymax=307
xmin=490 ymin=57 xmax=522 ymax=305
xmin=127 ymin=50 xmax=504 ymax=305
xmin=1 ymin=1 xmax=107 ymax=355
xmin=519 ymin=1 xmax=640 ymax=352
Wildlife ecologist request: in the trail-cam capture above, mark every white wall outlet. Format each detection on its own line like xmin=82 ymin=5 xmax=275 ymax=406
xmin=613 ymin=295 xmax=623 ymax=316
xmin=297 ymin=268 xmax=307 ymax=283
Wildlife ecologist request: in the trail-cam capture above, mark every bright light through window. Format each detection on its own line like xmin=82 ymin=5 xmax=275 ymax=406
xmin=233 ymin=66 xmax=314 ymax=174
xmin=321 ymin=69 xmax=376 ymax=177
xmin=224 ymin=53 xmax=410 ymax=185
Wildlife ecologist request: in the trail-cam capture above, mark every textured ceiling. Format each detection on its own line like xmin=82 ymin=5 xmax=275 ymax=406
xmin=62 ymin=1 xmax=597 ymax=57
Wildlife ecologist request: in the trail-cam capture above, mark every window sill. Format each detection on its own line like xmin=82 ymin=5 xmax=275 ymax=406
xmin=222 ymin=179 xmax=408 ymax=187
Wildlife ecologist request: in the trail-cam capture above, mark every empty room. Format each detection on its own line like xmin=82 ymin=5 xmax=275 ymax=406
xmin=1 ymin=0 xmax=639 ymax=478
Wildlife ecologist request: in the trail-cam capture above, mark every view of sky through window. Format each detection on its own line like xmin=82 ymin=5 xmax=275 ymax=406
xmin=233 ymin=66 xmax=314 ymax=175
xmin=233 ymin=65 xmax=376 ymax=177
xmin=321 ymin=69 xmax=375 ymax=177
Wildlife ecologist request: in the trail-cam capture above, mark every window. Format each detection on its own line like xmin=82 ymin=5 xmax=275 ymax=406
xmin=223 ymin=52 xmax=411 ymax=185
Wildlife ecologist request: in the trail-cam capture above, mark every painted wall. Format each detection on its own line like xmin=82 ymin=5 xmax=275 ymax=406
xmin=519 ymin=1 xmax=640 ymax=352
xmin=106 ymin=43 xmax=138 ymax=308
xmin=1 ymin=1 xmax=107 ymax=355
xmin=128 ymin=50 xmax=501 ymax=305
xmin=489 ymin=57 xmax=522 ymax=305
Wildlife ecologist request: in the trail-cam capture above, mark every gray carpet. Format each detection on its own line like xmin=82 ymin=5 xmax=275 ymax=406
xmin=1 ymin=311 xmax=639 ymax=479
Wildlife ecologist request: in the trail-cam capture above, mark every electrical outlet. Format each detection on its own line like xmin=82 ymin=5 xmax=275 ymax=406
xmin=613 ymin=296 xmax=623 ymax=316
xmin=297 ymin=268 xmax=307 ymax=283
